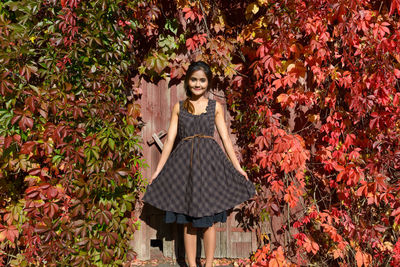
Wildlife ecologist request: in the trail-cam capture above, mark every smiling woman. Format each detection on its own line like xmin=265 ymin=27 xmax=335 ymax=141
xmin=142 ymin=61 xmax=255 ymax=267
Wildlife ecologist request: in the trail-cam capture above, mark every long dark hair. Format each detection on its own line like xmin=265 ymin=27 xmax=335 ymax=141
xmin=183 ymin=61 xmax=213 ymax=114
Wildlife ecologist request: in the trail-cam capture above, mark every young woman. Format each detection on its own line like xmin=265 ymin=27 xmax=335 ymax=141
xmin=142 ymin=61 xmax=255 ymax=267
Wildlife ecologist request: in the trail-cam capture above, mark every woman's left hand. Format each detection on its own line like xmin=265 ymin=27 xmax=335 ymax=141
xmin=237 ymin=168 xmax=249 ymax=180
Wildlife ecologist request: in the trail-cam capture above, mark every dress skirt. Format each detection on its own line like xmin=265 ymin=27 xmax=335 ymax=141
xmin=165 ymin=210 xmax=227 ymax=228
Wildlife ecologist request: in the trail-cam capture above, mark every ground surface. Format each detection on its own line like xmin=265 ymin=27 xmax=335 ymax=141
xmin=127 ymin=246 xmax=243 ymax=266
xmin=130 ymin=258 xmax=236 ymax=267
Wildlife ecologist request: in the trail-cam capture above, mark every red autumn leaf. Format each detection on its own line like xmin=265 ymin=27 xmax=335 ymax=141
xmin=4 ymin=136 xmax=13 ymax=149
xmin=332 ymin=162 xmax=345 ymax=172
xmin=170 ymin=66 xmax=186 ymax=79
xmin=375 ymin=174 xmax=387 ymax=191
xmin=100 ymin=231 xmax=118 ymax=247
xmin=293 ymin=221 xmax=303 ymax=228
xmin=182 ymin=7 xmax=203 ymax=22
xmin=18 ymin=115 xmax=34 ymax=131
xmin=261 ymin=54 xmax=281 ymax=72
xmin=20 ymin=141 xmax=36 ymax=155
xmin=69 ymin=0 xmax=79 ymax=8
xmin=40 ymin=183 xmax=51 ymax=190
xmin=182 ymin=7 xmax=196 ymax=21
xmin=186 ymin=38 xmax=197 ymax=51
xmin=373 ymin=22 xmax=390 ymax=39
xmin=10 ymin=114 xmax=21 ymax=125
xmin=394 ymin=69 xmax=400 ymax=78
xmin=356 ymin=181 xmax=368 ymax=197
xmin=43 ymin=202 xmax=59 ymax=218
xmin=25 ymin=96 xmax=36 ymax=113
xmin=0 ymin=224 xmax=19 ymax=243
xmin=46 ymin=186 xmax=59 ymax=199
xmin=193 ymin=33 xmax=207 ymax=45
xmin=389 ymin=0 xmax=400 ymax=15
xmin=257 ymin=151 xmax=268 ymax=169
xmin=391 ymin=207 xmax=400 ymax=217
xmin=255 ymin=134 xmax=269 ymax=150
xmin=25 ymin=186 xmax=40 ymax=199
xmin=0 ymin=71 xmax=14 ymax=95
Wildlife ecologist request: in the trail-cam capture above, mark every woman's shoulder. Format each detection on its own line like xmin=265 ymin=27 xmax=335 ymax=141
xmin=214 ymin=99 xmax=223 ymax=112
xmin=173 ymin=101 xmax=181 ymax=110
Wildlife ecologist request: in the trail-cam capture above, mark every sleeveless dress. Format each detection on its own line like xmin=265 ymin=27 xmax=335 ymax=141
xmin=142 ymin=99 xmax=256 ymax=228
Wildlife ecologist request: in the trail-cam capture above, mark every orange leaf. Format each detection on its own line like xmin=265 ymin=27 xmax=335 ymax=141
xmin=269 ymin=259 xmax=281 ymax=267
xmin=355 ymin=248 xmax=372 ymax=267
xmin=303 ymin=236 xmax=319 ymax=254
xmin=276 ymin=93 xmax=288 ymax=104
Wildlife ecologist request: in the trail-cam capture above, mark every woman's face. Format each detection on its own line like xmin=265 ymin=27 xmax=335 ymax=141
xmin=188 ymin=70 xmax=208 ymax=97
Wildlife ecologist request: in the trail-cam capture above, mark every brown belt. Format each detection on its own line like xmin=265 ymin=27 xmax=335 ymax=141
xmin=182 ymin=134 xmax=214 ymax=169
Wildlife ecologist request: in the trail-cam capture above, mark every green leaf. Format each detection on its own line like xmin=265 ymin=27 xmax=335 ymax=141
xmin=52 ymin=155 xmax=63 ymax=164
xmin=123 ymin=194 xmax=135 ymax=202
xmin=120 ymin=202 xmax=126 ymax=213
xmin=165 ymin=19 xmax=178 ymax=35
xmin=108 ymin=138 xmax=115 ymax=150
xmin=100 ymin=137 xmax=108 ymax=148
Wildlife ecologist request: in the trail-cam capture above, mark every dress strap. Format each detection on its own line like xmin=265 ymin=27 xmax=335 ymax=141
xmin=179 ymin=100 xmax=184 ymax=112
xmin=207 ymin=99 xmax=217 ymax=123
xmin=206 ymin=99 xmax=216 ymax=133
xmin=209 ymin=99 xmax=216 ymax=115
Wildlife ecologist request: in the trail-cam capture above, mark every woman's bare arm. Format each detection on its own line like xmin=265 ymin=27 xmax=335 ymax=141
xmin=214 ymin=101 xmax=249 ymax=180
xmin=149 ymin=102 xmax=180 ymax=183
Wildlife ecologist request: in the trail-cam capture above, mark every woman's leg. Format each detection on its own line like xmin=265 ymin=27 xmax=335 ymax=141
xmin=184 ymin=223 xmax=197 ymax=267
xmin=203 ymin=223 xmax=216 ymax=267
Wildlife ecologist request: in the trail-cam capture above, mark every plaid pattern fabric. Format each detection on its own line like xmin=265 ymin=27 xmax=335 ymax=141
xmin=142 ymin=99 xmax=256 ymax=217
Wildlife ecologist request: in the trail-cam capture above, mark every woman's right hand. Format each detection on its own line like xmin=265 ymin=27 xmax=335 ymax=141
xmin=237 ymin=168 xmax=249 ymax=180
xmin=148 ymin=171 xmax=160 ymax=185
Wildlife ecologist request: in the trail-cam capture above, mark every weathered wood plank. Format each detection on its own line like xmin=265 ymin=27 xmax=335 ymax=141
xmin=226 ymin=212 xmax=232 ymax=258
xmin=215 ymin=222 xmax=221 ymax=258
xmin=236 ymin=242 xmax=252 ymax=258
xmin=219 ymin=225 xmax=227 ymax=258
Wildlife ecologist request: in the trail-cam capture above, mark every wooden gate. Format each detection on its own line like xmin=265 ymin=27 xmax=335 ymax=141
xmin=131 ymin=77 xmax=258 ymax=261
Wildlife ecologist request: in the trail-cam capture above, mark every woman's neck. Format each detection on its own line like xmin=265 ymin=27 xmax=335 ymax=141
xmin=189 ymin=95 xmax=207 ymax=102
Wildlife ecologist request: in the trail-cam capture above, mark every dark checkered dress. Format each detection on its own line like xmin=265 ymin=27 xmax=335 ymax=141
xmin=142 ymin=99 xmax=256 ymax=227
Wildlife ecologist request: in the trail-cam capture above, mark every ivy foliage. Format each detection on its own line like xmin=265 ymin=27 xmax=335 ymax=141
xmin=0 ymin=0 xmax=148 ymax=265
